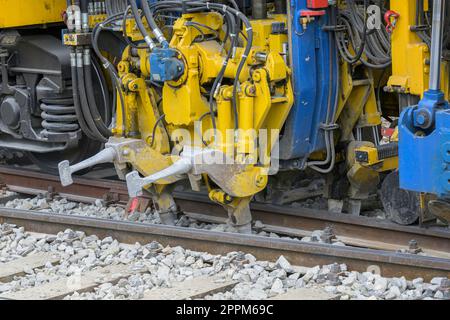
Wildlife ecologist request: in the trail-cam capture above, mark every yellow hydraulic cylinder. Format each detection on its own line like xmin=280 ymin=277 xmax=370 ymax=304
xmin=216 ymin=87 xmax=234 ymax=148
xmin=237 ymin=84 xmax=256 ymax=155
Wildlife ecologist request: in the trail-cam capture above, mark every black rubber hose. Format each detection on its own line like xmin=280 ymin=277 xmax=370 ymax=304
xmin=123 ymin=5 xmax=148 ymax=49
xmin=141 ymin=0 xmax=169 ymax=47
xmin=76 ymin=54 xmax=108 ymax=142
xmin=91 ymin=53 xmax=112 ymax=125
xmin=149 ymin=1 xmax=254 ymax=129
xmin=83 ymin=51 xmax=113 ymax=137
xmin=345 ymin=0 xmax=368 ymax=64
xmin=70 ymin=52 xmax=99 ymax=141
xmin=91 ymin=13 xmax=127 ymax=135
xmin=208 ymin=10 xmax=238 ymax=132
xmin=128 ymin=0 xmax=157 ymax=49
xmin=80 ymin=0 xmax=88 ymax=13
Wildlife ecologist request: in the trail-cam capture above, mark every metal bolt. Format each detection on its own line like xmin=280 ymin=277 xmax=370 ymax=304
xmin=408 ymin=239 xmax=423 ymax=254
xmin=416 ymin=114 xmax=426 ymax=125
xmin=321 ymin=226 xmax=336 ymax=244
xmin=255 ymin=175 xmax=266 ymax=188
xmin=253 ymin=72 xmax=261 ymax=82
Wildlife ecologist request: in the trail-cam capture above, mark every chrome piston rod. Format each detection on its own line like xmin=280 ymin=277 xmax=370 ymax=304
xmin=429 ymin=0 xmax=447 ymax=91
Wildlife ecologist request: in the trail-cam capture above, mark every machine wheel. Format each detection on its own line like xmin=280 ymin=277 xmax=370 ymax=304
xmin=27 ymin=137 xmax=102 ymax=175
xmin=28 ymin=57 xmax=110 ymax=175
xmin=380 ymin=171 xmax=420 ymax=225
xmin=429 ymin=200 xmax=450 ymax=225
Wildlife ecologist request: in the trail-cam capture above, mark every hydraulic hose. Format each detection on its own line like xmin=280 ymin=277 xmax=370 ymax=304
xmin=340 ymin=0 xmax=368 ymax=65
xmin=73 ymin=1 xmax=113 ymax=141
xmin=91 ymin=12 xmax=127 ymax=135
xmin=308 ymin=6 xmax=339 ymax=173
xmin=80 ymin=0 xmax=89 ymax=31
xmin=70 ymin=50 xmax=99 ymax=141
xmin=128 ymin=0 xmax=157 ymax=49
xmin=76 ymin=50 xmax=108 ymax=142
xmin=335 ymin=0 xmax=391 ymax=68
xmin=209 ymin=9 xmax=239 ymax=133
xmin=91 ymin=52 xmax=112 ymax=125
xmin=123 ymin=5 xmax=148 ymax=49
xmin=82 ymin=49 xmax=113 ymax=137
xmin=145 ymin=0 xmax=253 ymax=130
xmin=141 ymin=0 xmax=169 ymax=47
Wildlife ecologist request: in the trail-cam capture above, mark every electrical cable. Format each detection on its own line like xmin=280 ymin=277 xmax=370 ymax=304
xmin=151 ymin=114 xmax=166 ymax=147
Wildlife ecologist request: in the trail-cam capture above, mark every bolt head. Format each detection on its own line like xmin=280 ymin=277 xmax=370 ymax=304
xmin=409 ymin=239 xmax=418 ymax=249
xmin=255 ymin=175 xmax=267 ymax=188
xmin=416 ymin=114 xmax=426 ymax=125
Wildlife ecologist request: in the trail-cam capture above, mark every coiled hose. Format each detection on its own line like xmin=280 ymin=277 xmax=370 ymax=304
xmin=335 ymin=0 xmax=391 ymax=69
xmin=67 ymin=1 xmax=113 ymax=142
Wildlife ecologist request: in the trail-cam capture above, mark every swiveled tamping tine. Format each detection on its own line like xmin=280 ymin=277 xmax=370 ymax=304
xmin=58 ymin=147 xmax=118 ymax=187
xmin=126 ymin=158 xmax=192 ymax=197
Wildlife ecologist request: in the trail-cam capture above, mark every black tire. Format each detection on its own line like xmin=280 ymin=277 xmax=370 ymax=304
xmin=27 ymin=56 xmax=111 ymax=175
xmin=26 ymin=137 xmax=102 ymax=175
xmin=380 ymin=171 xmax=420 ymax=225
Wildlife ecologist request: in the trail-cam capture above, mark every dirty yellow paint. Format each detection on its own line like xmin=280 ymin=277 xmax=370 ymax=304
xmin=0 ymin=0 xmax=66 ymax=28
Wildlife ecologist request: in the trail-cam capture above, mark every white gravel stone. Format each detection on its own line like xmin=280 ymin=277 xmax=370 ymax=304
xmin=276 ymin=255 xmax=293 ymax=273
xmin=385 ymin=286 xmax=401 ymax=300
xmin=247 ymin=288 xmax=268 ymax=300
xmin=270 ymin=278 xmax=285 ymax=295
xmin=0 ymin=221 xmax=445 ymax=301
xmin=373 ymin=277 xmax=388 ymax=292
xmin=431 ymin=277 xmax=445 ymax=285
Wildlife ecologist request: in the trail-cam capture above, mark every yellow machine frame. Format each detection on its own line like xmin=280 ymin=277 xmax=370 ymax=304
xmin=388 ymin=0 xmax=449 ymax=99
xmin=0 ymin=0 xmax=66 ymax=28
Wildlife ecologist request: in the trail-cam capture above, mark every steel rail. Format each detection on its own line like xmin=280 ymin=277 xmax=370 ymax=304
xmin=0 ymin=165 xmax=449 ymax=256
xmin=175 ymin=193 xmax=450 ymax=254
xmin=0 ymin=207 xmax=449 ymax=281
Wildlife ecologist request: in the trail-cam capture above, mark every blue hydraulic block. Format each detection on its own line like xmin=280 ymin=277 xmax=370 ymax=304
xmin=399 ymin=91 xmax=450 ymax=197
xmin=279 ymin=0 xmax=338 ymax=162
xmin=149 ymin=48 xmax=185 ymax=82
xmin=399 ymin=0 xmax=450 ymax=201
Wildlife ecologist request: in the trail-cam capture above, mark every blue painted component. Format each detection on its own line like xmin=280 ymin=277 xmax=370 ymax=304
xmin=279 ymin=0 xmax=338 ymax=161
xmin=399 ymin=91 xmax=450 ymax=197
xmin=149 ymin=48 xmax=184 ymax=82
xmin=412 ymin=90 xmax=446 ymax=129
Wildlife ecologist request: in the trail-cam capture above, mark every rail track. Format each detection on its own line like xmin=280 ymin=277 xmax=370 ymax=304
xmin=0 ymin=165 xmax=449 ymax=281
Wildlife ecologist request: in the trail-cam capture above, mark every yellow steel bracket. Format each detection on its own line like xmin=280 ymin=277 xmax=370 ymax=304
xmin=354 ymin=145 xmax=399 ymax=172
xmin=127 ymin=77 xmax=171 ymax=154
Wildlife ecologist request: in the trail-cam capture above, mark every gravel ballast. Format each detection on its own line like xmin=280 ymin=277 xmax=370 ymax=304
xmin=1 ymin=223 xmax=449 ymax=300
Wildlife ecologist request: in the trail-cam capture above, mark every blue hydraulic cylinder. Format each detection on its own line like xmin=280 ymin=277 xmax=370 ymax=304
xmin=279 ymin=1 xmax=338 ymax=162
xmin=399 ymin=0 xmax=450 ymax=199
